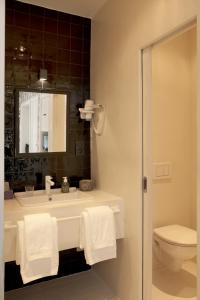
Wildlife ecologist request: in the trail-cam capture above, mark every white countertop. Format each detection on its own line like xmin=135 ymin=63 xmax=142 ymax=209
xmin=4 ymin=189 xmax=124 ymax=262
xmin=5 ymin=189 xmax=123 ymax=223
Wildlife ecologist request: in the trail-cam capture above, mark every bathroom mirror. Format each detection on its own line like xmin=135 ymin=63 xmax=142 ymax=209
xmin=15 ymin=90 xmax=69 ymax=154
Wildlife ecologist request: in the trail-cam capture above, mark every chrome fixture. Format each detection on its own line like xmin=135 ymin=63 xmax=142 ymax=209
xmin=45 ymin=175 xmax=55 ymax=194
xmin=39 ymin=68 xmax=47 ymax=81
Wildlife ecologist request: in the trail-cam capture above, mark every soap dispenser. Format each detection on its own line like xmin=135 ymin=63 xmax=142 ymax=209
xmin=61 ymin=177 xmax=69 ymax=193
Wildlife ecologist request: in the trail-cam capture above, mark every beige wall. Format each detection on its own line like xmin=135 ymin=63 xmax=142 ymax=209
xmin=91 ymin=1 xmax=198 ymax=299
xmin=152 ymin=28 xmax=197 ymax=229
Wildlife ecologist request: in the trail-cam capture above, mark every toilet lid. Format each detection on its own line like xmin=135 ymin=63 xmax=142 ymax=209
xmin=154 ymin=225 xmax=197 ymax=246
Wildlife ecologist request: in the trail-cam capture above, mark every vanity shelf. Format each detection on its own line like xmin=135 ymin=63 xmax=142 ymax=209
xmin=5 ymin=206 xmax=120 ymax=230
xmin=4 ymin=190 xmax=124 ymax=262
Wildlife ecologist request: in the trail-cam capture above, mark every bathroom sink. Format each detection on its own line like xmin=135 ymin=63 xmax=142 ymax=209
xmin=15 ymin=189 xmax=93 ymax=207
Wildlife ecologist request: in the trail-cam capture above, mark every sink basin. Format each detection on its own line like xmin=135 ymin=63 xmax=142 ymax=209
xmin=15 ymin=189 xmax=93 ymax=207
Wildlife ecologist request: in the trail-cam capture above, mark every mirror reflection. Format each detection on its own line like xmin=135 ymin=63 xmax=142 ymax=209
xmin=18 ymin=91 xmax=67 ymax=153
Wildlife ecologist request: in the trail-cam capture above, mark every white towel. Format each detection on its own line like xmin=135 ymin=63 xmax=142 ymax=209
xmin=80 ymin=206 xmax=116 ymax=265
xmin=16 ymin=213 xmax=58 ymax=284
xmin=24 ymin=214 xmax=54 ymax=261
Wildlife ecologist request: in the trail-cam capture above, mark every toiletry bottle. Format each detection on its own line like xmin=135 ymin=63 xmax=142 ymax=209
xmin=61 ymin=177 xmax=69 ymax=193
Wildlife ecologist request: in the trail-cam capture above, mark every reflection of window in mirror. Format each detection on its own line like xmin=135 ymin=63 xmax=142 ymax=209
xmin=42 ymin=133 xmax=48 ymax=152
xmin=18 ymin=91 xmax=67 ymax=154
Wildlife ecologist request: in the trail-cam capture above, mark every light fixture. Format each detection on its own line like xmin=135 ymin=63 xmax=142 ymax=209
xmin=39 ymin=68 xmax=47 ymax=81
xmin=13 ymin=42 xmax=28 ymax=60
xmin=19 ymin=44 xmax=26 ymax=53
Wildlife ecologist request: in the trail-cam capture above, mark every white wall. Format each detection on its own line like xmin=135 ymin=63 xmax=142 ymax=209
xmin=0 ymin=1 xmax=5 ymax=299
xmin=91 ymin=1 xmax=199 ymax=299
xmin=152 ymin=28 xmax=197 ymax=230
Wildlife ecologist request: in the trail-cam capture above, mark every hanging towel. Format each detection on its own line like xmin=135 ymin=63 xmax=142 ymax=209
xmin=16 ymin=213 xmax=58 ymax=284
xmin=80 ymin=206 xmax=116 ymax=265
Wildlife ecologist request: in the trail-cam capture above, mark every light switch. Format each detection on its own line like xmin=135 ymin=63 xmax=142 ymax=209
xmin=155 ymin=165 xmax=164 ymax=177
xmin=153 ymin=162 xmax=172 ymax=180
xmin=163 ymin=165 xmax=169 ymax=176
xmin=75 ymin=141 xmax=85 ymax=156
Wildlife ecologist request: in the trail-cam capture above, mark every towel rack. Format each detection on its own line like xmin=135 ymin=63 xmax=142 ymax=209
xmin=5 ymin=206 xmax=120 ymax=230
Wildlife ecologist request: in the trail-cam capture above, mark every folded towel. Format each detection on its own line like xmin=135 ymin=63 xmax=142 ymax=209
xmin=16 ymin=213 xmax=58 ymax=284
xmin=24 ymin=213 xmax=54 ymax=261
xmin=80 ymin=206 xmax=116 ymax=265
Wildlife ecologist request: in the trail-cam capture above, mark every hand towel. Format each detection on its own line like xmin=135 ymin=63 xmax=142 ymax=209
xmin=16 ymin=213 xmax=58 ymax=284
xmin=80 ymin=206 xmax=116 ymax=265
xmin=24 ymin=213 xmax=54 ymax=261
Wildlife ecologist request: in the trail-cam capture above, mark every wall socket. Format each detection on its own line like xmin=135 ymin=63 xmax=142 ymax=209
xmin=75 ymin=141 xmax=85 ymax=156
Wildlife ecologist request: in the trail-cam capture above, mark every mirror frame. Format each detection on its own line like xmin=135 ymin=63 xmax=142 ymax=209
xmin=15 ymin=88 xmax=70 ymax=157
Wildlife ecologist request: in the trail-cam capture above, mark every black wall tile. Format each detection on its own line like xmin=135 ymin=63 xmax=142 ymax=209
xmin=71 ymin=23 xmax=83 ymax=39
xmin=5 ymin=0 xmax=91 ymax=192
xmin=30 ymin=15 xmax=44 ymax=31
xmin=58 ymin=21 xmax=70 ymax=36
xmin=71 ymin=37 xmax=83 ymax=52
xmin=6 ymin=9 xmax=14 ymax=25
xmin=14 ymin=11 xmax=30 ymax=28
xmin=44 ymin=17 xmax=58 ymax=34
xmin=30 ymin=4 xmax=45 ymax=17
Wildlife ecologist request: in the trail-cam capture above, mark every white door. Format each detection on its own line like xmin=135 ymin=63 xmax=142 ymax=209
xmin=142 ymin=23 xmax=198 ymax=300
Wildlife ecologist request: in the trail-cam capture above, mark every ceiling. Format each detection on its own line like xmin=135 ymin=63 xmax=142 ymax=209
xmin=19 ymin=0 xmax=108 ymax=18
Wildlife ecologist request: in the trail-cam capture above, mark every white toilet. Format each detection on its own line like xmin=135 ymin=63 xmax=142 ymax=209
xmin=153 ymin=224 xmax=197 ymax=272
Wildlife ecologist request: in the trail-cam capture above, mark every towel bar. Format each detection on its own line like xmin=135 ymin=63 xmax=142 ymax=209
xmin=5 ymin=206 xmax=120 ymax=230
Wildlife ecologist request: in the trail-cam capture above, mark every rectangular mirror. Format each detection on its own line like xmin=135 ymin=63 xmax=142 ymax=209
xmin=16 ymin=90 xmax=68 ymax=154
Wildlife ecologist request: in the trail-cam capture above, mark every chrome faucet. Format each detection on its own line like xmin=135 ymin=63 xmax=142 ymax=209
xmin=45 ymin=176 xmax=55 ymax=194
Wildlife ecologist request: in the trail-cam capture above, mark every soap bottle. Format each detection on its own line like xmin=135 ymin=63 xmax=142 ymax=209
xmin=61 ymin=177 xmax=69 ymax=193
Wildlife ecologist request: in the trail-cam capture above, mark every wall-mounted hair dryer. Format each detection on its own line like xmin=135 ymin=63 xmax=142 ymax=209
xmin=79 ymin=100 xmax=105 ymax=135
xmin=79 ymin=100 xmax=103 ymax=121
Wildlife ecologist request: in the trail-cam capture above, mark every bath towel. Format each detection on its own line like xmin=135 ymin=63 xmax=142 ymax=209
xmin=16 ymin=213 xmax=58 ymax=284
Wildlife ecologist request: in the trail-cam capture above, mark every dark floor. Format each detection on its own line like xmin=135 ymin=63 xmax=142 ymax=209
xmin=5 ymin=271 xmax=118 ymax=300
xmin=5 ymin=249 xmax=90 ymax=291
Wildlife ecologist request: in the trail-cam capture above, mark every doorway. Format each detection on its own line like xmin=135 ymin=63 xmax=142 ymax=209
xmin=142 ymin=22 xmax=197 ymax=300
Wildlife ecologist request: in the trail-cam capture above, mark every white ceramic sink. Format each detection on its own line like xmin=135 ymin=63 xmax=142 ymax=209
xmin=15 ymin=189 xmax=93 ymax=207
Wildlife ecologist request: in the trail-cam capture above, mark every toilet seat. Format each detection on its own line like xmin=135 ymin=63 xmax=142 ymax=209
xmin=154 ymin=224 xmax=197 ymax=247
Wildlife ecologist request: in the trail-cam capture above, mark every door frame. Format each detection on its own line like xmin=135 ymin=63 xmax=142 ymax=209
xmin=0 ymin=1 xmax=5 ymax=299
xmin=141 ymin=18 xmax=199 ymax=300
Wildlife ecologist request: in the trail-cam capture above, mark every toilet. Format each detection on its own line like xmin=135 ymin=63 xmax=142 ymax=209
xmin=153 ymin=224 xmax=197 ymax=272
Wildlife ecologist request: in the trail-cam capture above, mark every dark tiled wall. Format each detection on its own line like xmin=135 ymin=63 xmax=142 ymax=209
xmin=5 ymin=0 xmax=91 ymax=191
